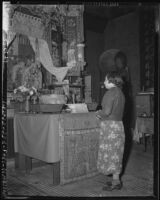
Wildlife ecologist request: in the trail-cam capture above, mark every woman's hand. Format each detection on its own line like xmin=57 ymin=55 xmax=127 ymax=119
xmin=96 ymin=110 xmax=102 ymax=119
xmin=96 ymin=114 xmax=102 ymax=119
xmin=96 ymin=109 xmax=102 ymax=113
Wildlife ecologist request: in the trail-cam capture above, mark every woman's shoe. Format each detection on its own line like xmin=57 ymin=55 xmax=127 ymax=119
xmin=102 ymin=181 xmax=122 ymax=191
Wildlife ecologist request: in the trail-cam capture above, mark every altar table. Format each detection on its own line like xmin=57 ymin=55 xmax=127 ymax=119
xmin=14 ymin=112 xmax=100 ymax=185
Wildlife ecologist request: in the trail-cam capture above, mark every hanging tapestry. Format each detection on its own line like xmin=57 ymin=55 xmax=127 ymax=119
xmin=66 ymin=5 xmax=84 ymax=43
xmin=7 ymin=5 xmax=85 ymax=83
xmin=59 ymin=113 xmax=100 ymax=184
xmin=51 ymin=24 xmax=62 ymax=67
xmin=10 ymin=11 xmax=44 ymax=39
xmin=65 ymin=16 xmax=77 ymax=45
xmin=9 ymin=11 xmax=72 ymax=82
xmin=63 ymin=5 xmax=85 ymax=75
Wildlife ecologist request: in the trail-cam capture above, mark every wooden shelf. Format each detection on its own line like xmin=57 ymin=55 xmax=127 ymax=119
xmin=69 ymin=84 xmax=85 ymax=88
xmin=138 ymin=92 xmax=154 ymax=95
xmin=53 ymin=84 xmax=84 ymax=88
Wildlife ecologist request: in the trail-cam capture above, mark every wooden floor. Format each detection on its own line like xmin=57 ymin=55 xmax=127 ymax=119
xmin=6 ymin=142 xmax=153 ymax=197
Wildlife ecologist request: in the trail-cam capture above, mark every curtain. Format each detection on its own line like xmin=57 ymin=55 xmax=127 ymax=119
xmin=28 ymin=36 xmax=72 ymax=82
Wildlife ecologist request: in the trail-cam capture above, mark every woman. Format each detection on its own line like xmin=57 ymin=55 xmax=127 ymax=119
xmin=114 ymin=52 xmax=134 ymax=175
xmin=114 ymin=51 xmax=132 ymax=127
xmin=96 ymin=72 xmax=125 ymax=191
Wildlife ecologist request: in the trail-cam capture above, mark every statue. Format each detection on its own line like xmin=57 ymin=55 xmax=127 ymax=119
xmin=22 ymin=61 xmax=42 ymax=89
xmin=67 ymin=40 xmax=76 ymax=67
xmin=12 ymin=61 xmax=26 ymax=88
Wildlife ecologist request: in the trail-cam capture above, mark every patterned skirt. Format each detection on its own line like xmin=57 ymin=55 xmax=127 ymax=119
xmin=97 ymin=120 xmax=125 ymax=175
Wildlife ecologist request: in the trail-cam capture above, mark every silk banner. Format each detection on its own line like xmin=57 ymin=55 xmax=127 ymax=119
xmin=29 ymin=36 xmax=72 ymax=82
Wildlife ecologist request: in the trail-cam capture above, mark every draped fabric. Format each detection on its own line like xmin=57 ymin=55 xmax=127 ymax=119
xmin=43 ymin=23 xmax=52 ymax=85
xmin=7 ymin=6 xmax=85 ymax=82
xmin=14 ymin=112 xmax=99 ymax=163
xmin=8 ymin=11 xmax=73 ymax=82
xmin=10 ymin=11 xmax=44 ymax=39
xmin=28 ymin=37 xmax=72 ymax=82
xmin=7 ymin=32 xmax=72 ymax=82
xmin=14 ymin=113 xmax=60 ymax=163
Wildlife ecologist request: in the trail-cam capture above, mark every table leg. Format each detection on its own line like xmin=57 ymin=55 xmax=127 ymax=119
xmin=53 ymin=161 xmax=60 ymax=185
xmin=25 ymin=156 xmax=32 ymax=174
xmin=142 ymin=133 xmax=145 ymax=150
xmin=142 ymin=133 xmax=147 ymax=152
xmin=15 ymin=153 xmax=32 ymax=173
xmin=148 ymin=135 xmax=153 ymax=149
xmin=139 ymin=137 xmax=142 ymax=144
xmin=144 ymin=134 xmax=147 ymax=152
xmin=15 ymin=153 xmax=26 ymax=170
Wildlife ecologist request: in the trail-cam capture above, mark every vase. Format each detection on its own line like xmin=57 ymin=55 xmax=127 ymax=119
xmin=25 ymin=96 xmax=30 ymax=113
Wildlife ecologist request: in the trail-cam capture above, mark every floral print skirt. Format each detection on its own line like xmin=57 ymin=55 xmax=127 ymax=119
xmin=97 ymin=120 xmax=125 ymax=175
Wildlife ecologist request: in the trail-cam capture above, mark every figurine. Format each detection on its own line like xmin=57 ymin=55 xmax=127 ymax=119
xmin=67 ymin=40 xmax=76 ymax=67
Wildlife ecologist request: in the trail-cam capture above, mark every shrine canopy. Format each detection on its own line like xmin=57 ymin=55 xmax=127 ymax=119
xmin=5 ymin=4 xmax=72 ymax=82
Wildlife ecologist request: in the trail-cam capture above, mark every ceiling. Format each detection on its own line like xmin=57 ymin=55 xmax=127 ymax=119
xmin=84 ymin=5 xmax=138 ymax=32
xmin=84 ymin=5 xmax=137 ymax=20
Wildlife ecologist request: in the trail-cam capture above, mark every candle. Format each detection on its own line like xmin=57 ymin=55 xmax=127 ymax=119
xmin=77 ymin=43 xmax=85 ymax=62
xmin=72 ymin=93 xmax=75 ymax=104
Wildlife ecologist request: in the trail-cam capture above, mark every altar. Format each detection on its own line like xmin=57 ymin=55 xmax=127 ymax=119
xmin=5 ymin=4 xmax=100 ymax=186
xmin=14 ymin=112 xmax=100 ymax=185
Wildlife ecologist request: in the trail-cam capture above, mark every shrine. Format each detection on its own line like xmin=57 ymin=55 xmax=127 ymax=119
xmin=2 ymin=2 xmax=158 ymax=197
